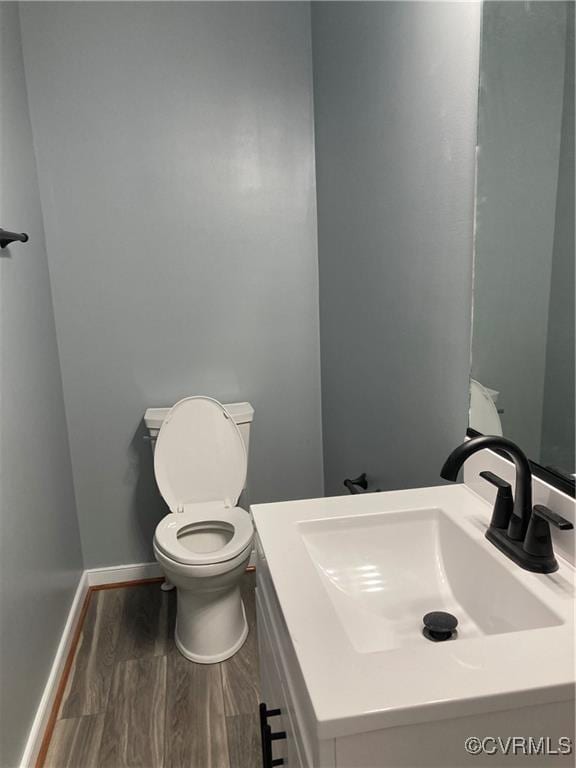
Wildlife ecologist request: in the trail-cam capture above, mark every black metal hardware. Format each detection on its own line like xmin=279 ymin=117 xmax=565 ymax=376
xmin=343 ymin=472 xmax=381 ymax=494
xmin=479 ymin=470 xmax=510 ymax=490
xmin=350 ymin=472 xmax=368 ymax=490
xmin=522 ymin=505 xmax=574 ymax=573
xmin=344 ymin=472 xmax=368 ymax=494
xmin=442 ymin=435 xmax=532 ymax=541
xmin=0 ymin=229 xmax=29 ymax=249
xmin=480 ymin=471 xmax=513 ymax=529
xmin=344 ymin=480 xmax=364 ymax=494
xmin=422 ymin=611 xmax=458 ymax=642
xmin=531 ymin=504 xmax=574 ymax=531
xmin=442 ymin=436 xmax=573 ymax=574
xmin=259 ymin=703 xmax=286 ymax=768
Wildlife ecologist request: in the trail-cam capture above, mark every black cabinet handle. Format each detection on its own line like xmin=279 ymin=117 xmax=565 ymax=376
xmin=259 ymin=702 xmax=286 ymax=767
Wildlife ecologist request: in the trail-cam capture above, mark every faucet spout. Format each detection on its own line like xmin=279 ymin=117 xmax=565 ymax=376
xmin=440 ymin=435 xmax=532 ymax=541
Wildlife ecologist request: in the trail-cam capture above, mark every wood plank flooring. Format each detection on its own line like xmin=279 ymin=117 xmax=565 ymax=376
xmin=44 ymin=574 xmax=261 ymax=768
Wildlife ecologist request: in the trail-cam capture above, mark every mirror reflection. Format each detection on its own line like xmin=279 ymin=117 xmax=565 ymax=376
xmin=471 ymin=1 xmax=575 ymax=481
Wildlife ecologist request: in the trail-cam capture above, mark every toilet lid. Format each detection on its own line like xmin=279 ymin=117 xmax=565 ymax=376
xmin=154 ymin=503 xmax=253 ymax=565
xmin=469 ymin=379 xmax=503 ymax=436
xmin=154 ymin=396 xmax=247 ymax=512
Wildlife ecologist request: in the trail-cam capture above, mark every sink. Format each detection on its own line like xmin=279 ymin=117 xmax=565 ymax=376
xmin=252 ymin=484 xmax=574 ymax=738
xmin=300 ymin=507 xmax=561 ymax=653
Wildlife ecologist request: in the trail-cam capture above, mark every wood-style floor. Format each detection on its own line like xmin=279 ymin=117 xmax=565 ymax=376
xmin=44 ymin=574 xmax=261 ymax=768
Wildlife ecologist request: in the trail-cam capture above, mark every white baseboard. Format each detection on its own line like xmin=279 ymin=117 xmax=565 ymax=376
xmin=19 ymin=571 xmax=89 ymax=768
xmin=86 ymin=561 xmax=163 ymax=586
xmin=19 ymin=563 xmax=160 ymax=767
xmin=86 ymin=556 xmax=256 ymax=584
xmin=19 ymin=556 xmax=255 ymax=766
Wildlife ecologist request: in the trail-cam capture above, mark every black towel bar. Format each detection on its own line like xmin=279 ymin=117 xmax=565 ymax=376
xmin=343 ymin=472 xmax=381 ymax=494
xmin=0 ymin=229 xmax=29 ymax=249
xmin=343 ymin=472 xmax=369 ymax=494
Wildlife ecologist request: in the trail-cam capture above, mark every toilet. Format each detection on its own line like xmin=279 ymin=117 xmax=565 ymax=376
xmin=151 ymin=396 xmax=254 ymax=663
xmin=469 ymin=378 xmax=503 ymax=436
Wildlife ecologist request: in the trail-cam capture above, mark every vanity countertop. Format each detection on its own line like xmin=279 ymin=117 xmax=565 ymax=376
xmin=251 ymin=484 xmax=575 ymax=739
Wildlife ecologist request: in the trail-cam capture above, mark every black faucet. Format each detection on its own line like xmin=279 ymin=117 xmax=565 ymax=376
xmin=441 ymin=435 xmax=532 ymax=540
xmin=441 ymin=435 xmax=573 ymax=574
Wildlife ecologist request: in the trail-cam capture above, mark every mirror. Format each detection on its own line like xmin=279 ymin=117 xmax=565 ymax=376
xmin=470 ymin=1 xmax=575 ymax=487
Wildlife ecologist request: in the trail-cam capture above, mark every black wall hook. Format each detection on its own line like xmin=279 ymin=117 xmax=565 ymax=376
xmin=0 ymin=229 xmax=29 ymax=249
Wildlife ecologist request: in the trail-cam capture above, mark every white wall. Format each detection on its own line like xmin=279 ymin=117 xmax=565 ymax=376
xmin=0 ymin=5 xmax=83 ymax=765
xmin=20 ymin=1 xmax=323 ymax=567
xmin=312 ymin=1 xmax=481 ymax=494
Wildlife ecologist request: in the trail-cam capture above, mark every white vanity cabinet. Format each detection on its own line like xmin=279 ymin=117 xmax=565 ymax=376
xmin=256 ymin=539 xmax=336 ymax=768
xmin=257 ymin=540 xmax=575 ymax=768
xmin=257 ymin=593 xmax=301 ymax=768
xmin=253 ymin=481 xmax=575 ymax=768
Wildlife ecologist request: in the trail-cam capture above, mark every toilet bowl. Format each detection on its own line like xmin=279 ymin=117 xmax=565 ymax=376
xmin=152 ymin=396 xmax=254 ymax=663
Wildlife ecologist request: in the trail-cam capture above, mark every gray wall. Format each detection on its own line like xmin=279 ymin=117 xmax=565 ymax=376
xmin=472 ymin=2 xmax=567 ymax=460
xmin=0 ymin=5 xmax=83 ymax=765
xmin=312 ymin=2 xmax=481 ymax=494
xmin=542 ymin=4 xmax=575 ymax=474
xmin=20 ymin=2 xmax=323 ymax=567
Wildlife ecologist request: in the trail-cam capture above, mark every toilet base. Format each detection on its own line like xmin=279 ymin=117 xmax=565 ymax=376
xmin=175 ymin=608 xmax=249 ymax=663
xmin=154 ymin=539 xmax=253 ymax=664
xmin=172 ymin=579 xmax=250 ymax=664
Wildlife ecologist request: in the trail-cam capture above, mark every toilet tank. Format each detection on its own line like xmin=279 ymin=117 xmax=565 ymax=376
xmin=143 ymin=401 xmax=255 ymax=469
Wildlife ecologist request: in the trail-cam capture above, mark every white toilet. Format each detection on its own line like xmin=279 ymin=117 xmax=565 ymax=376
xmin=469 ymin=378 xmax=503 ymax=435
xmin=151 ymin=396 xmax=254 ymax=663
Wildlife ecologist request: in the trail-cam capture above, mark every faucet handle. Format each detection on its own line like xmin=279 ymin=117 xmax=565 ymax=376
xmin=480 ymin=471 xmax=511 ymax=490
xmin=523 ymin=505 xmax=573 ymax=570
xmin=531 ymin=505 xmax=573 ymax=531
xmin=480 ymin=471 xmax=513 ymax=530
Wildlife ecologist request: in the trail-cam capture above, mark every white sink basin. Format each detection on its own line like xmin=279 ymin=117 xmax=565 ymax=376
xmin=252 ymin=485 xmax=575 ymax=738
xmin=300 ymin=508 xmax=561 ymax=654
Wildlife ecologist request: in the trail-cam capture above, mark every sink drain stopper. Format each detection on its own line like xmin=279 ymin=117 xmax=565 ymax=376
xmin=422 ymin=611 xmax=458 ymax=642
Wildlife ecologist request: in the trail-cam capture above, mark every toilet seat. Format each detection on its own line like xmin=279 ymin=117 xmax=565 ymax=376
xmin=154 ymin=504 xmax=253 ymax=565
xmin=154 ymin=396 xmax=247 ymax=512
